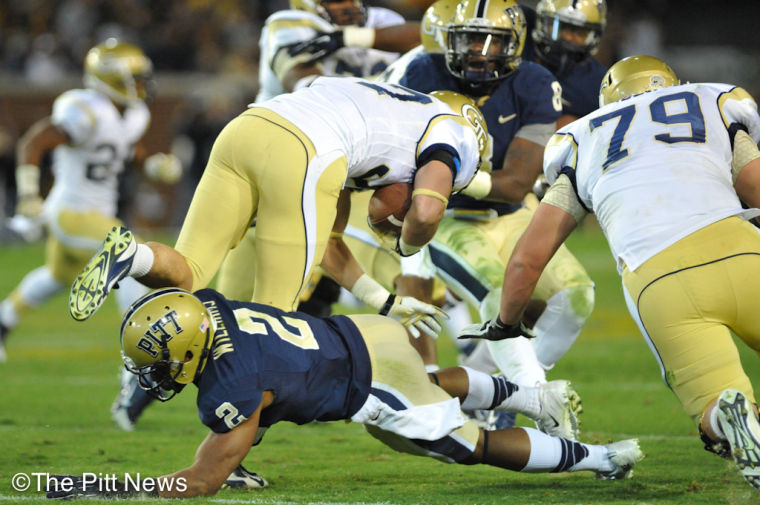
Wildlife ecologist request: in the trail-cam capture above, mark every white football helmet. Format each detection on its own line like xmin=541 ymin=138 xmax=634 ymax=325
xmin=83 ymin=38 xmax=153 ymax=105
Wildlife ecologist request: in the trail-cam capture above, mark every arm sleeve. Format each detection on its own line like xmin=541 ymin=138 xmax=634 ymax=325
xmin=541 ymin=174 xmax=588 ymax=223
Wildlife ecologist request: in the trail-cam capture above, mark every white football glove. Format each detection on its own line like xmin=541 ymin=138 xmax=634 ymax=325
xmin=144 ymin=152 xmax=182 ymax=184
xmin=381 ymin=295 xmax=448 ymax=339
xmin=350 ymin=274 xmax=448 ymax=338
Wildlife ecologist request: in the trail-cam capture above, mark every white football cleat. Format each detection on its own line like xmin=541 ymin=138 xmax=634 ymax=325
xmin=535 ymin=380 xmax=581 ymax=440
xmin=717 ymin=388 xmax=760 ymax=490
xmin=597 ymin=439 xmax=645 ymax=480
xmin=223 ymin=464 xmax=268 ymax=489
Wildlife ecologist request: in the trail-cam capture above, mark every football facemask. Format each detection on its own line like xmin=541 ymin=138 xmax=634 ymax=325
xmin=533 ymin=0 xmax=606 ymax=72
xmin=445 ymin=0 xmax=527 ymax=86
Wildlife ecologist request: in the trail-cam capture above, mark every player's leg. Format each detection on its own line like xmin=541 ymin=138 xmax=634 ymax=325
xmin=216 ymin=225 xmax=256 ymax=301
xmin=349 ymin=313 xmax=639 ymax=474
xmin=623 ymin=217 xmax=760 ymax=489
xmin=251 ymin=118 xmax=346 ymax=311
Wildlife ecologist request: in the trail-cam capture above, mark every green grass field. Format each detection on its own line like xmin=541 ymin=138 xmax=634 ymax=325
xmin=0 ymin=223 xmax=758 ymax=504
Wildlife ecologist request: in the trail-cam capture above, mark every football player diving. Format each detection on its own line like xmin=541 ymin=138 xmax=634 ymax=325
xmin=462 ymin=55 xmax=760 ymax=492
xmin=394 ymin=0 xmax=594 ymax=431
xmin=0 ymin=39 xmax=181 ymax=364
xmin=47 ymin=287 xmax=644 ymax=499
xmin=218 ymin=0 xmax=422 ymax=307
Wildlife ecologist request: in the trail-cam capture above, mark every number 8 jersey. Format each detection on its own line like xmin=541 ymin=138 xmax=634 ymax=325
xmin=544 ymin=83 xmax=760 ymax=272
xmin=46 ymin=88 xmax=150 ymax=217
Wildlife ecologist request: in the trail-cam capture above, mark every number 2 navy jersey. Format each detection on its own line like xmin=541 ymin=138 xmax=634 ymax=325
xmin=192 ymin=289 xmax=371 ymax=433
xmin=521 ymin=6 xmax=607 ymax=119
xmin=399 ymin=53 xmax=561 ymax=215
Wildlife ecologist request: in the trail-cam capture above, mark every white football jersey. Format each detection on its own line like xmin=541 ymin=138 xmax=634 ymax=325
xmin=544 ymin=82 xmax=760 ymax=272
xmin=256 ymin=8 xmax=404 ymax=102
xmin=45 ymin=88 xmax=150 ymax=217
xmin=253 ymin=76 xmax=480 ymax=190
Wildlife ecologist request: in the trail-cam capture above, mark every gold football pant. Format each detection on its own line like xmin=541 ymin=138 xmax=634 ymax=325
xmin=176 ymin=109 xmax=347 ymax=311
xmin=429 ymin=205 xmax=593 ymax=309
xmin=349 ymin=313 xmax=480 ymax=461
xmin=622 ymin=216 xmax=760 ymax=423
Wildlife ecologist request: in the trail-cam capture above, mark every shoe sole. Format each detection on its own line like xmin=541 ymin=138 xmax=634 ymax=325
xmin=718 ymin=389 xmax=760 ymax=490
xmin=69 ymin=226 xmax=134 ymax=321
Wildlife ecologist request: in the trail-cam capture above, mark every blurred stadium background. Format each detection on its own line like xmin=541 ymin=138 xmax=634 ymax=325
xmin=0 ymin=0 xmax=758 ymax=237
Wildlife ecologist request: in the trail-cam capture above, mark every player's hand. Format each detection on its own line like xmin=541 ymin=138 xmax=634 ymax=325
xmin=287 ymin=31 xmax=344 ymax=62
xmin=457 ymin=317 xmax=536 ymax=341
xmin=144 ymin=152 xmax=182 ymax=184
xmin=383 ymin=295 xmax=448 ymax=339
xmin=15 ymin=195 xmax=44 ymax=218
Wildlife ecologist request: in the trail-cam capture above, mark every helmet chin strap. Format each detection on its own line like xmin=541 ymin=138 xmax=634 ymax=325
xmin=192 ymin=327 xmax=214 ymax=383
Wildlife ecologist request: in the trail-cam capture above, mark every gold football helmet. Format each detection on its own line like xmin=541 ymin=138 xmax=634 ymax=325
xmin=421 ymin=0 xmax=458 ymax=54
xmin=430 ymin=90 xmax=490 ymax=168
xmin=533 ymin=0 xmax=606 ymax=71
xmin=83 ymin=38 xmax=153 ymax=105
xmin=290 ymin=0 xmax=367 ymax=26
xmin=445 ymin=0 xmax=527 ymax=86
xmin=120 ymin=288 xmax=213 ymax=401
xmin=599 ymin=55 xmax=679 ymax=107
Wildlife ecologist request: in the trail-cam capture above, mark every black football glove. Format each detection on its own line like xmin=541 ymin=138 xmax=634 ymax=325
xmin=287 ymin=31 xmax=345 ymax=62
xmin=45 ymin=474 xmax=155 ymax=500
xmin=457 ymin=316 xmax=536 ymax=341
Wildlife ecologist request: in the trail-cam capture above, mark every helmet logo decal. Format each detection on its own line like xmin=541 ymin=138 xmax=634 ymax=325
xmin=136 ymin=310 xmax=183 ymax=358
xmin=650 ymin=75 xmax=666 ymax=88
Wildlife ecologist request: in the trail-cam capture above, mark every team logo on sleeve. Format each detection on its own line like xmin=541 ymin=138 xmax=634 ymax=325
xmin=136 ymin=310 xmax=184 ymax=358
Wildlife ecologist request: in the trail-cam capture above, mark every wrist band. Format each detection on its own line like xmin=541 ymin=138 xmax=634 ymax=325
xmin=412 ymin=188 xmax=449 ymax=207
xmin=343 ymin=26 xmax=375 ymax=48
xmin=379 ymin=293 xmax=396 ymax=315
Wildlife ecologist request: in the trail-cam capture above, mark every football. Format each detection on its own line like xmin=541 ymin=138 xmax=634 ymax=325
xmin=367 ymin=182 xmax=413 ymax=236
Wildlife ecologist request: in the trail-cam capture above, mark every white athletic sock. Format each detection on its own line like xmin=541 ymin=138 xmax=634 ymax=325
xmin=522 ymin=427 xmax=612 ymax=473
xmin=128 ymin=244 xmax=155 ymax=278
xmin=486 ymin=337 xmax=546 ymax=386
xmin=460 ymin=366 xmax=496 ymax=410
xmin=114 ymin=277 xmax=151 ymax=314
xmin=532 ymin=286 xmax=594 ymax=369
xmin=709 ymin=407 xmax=726 ymax=439
xmin=17 ymin=266 xmax=63 ymax=308
xmin=0 ymin=300 xmax=19 ymax=329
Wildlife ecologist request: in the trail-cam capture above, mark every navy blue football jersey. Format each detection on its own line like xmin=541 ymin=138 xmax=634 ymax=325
xmin=400 ymin=53 xmax=561 ymax=215
xmin=522 ymin=6 xmax=607 ymax=119
xmin=193 ymin=289 xmax=371 ymax=433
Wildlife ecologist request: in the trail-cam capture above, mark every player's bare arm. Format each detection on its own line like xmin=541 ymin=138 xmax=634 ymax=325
xmin=282 ymin=61 xmax=323 ymax=93
xmin=489 ymin=137 xmax=544 ymax=204
xmin=499 ymin=202 xmax=578 ymax=324
xmin=403 ymin=159 xmax=453 ymax=248
xmin=321 ymin=188 xmax=367 ymax=289
xmin=158 ymin=392 xmax=272 ymax=498
xmin=17 ymin=117 xmax=69 ymax=165
xmin=373 ymin=22 xmax=421 ymax=53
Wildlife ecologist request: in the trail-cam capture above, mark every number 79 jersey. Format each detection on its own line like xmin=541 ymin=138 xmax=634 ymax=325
xmin=544 ymin=82 xmax=760 ymax=272
xmin=255 ymin=76 xmax=481 ymax=191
